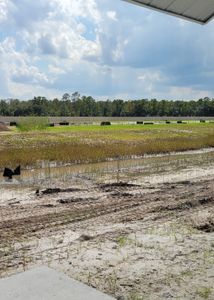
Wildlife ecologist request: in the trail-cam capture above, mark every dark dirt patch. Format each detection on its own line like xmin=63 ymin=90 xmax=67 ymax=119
xmin=8 ymin=201 xmax=20 ymax=206
xmin=151 ymin=195 xmax=214 ymax=214
xmin=100 ymin=182 xmax=139 ymax=188
xmin=39 ymin=204 xmax=55 ymax=208
xmin=42 ymin=188 xmax=61 ymax=194
xmin=78 ymin=234 xmax=93 ymax=241
xmin=58 ymin=197 xmax=96 ymax=204
xmin=194 ymin=222 xmax=214 ymax=233
xmin=199 ymin=197 xmax=213 ymax=205
xmin=152 ymin=200 xmax=196 ymax=213
xmin=112 ymin=192 xmax=131 ymax=197
xmin=100 ymin=182 xmax=140 ymax=193
xmin=176 ymin=180 xmax=192 ymax=185
xmin=41 ymin=187 xmax=82 ymax=195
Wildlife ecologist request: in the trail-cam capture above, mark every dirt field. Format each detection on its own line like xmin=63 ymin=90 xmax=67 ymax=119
xmin=0 ymin=150 xmax=214 ymax=300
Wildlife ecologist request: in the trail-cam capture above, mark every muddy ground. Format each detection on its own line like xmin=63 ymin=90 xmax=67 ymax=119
xmin=0 ymin=150 xmax=214 ymax=300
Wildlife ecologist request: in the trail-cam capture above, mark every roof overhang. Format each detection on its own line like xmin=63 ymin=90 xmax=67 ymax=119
xmin=123 ymin=0 xmax=214 ymax=24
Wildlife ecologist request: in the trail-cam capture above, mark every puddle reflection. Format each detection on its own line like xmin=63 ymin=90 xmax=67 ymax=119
xmin=1 ymin=148 xmax=214 ymax=189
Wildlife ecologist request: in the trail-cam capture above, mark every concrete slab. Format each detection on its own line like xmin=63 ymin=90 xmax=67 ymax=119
xmin=0 ymin=267 xmax=115 ymax=300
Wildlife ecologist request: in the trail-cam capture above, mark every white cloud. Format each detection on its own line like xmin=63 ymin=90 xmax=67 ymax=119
xmin=138 ymin=71 xmax=162 ymax=82
xmin=0 ymin=0 xmax=8 ymax=23
xmin=0 ymin=37 xmax=48 ymax=81
xmin=112 ymin=38 xmax=128 ymax=62
xmin=107 ymin=10 xmax=117 ymax=21
xmin=0 ymin=36 xmax=52 ymax=100
xmin=169 ymin=87 xmax=212 ymax=100
xmin=9 ymin=81 xmax=62 ymax=100
xmin=12 ymin=1 xmax=102 ymax=62
xmin=51 ymin=0 xmax=101 ymax=23
xmin=48 ymin=64 xmax=66 ymax=75
xmin=0 ymin=0 xmax=214 ymax=100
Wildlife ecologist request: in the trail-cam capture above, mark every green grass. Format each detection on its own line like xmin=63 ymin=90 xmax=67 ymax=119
xmin=0 ymin=122 xmax=214 ymax=169
xmin=46 ymin=123 xmax=214 ymax=141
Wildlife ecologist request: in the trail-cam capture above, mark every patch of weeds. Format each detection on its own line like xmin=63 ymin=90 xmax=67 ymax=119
xmin=203 ymin=249 xmax=214 ymax=259
xmin=128 ymin=291 xmax=144 ymax=300
xmin=202 ymin=249 xmax=214 ymax=264
xmin=117 ymin=236 xmax=130 ymax=247
xmin=180 ymin=269 xmax=193 ymax=278
xmin=196 ymin=287 xmax=212 ymax=299
xmin=144 ymin=226 xmax=157 ymax=235
xmin=106 ymin=271 xmax=118 ymax=294
xmin=17 ymin=117 xmax=49 ymax=132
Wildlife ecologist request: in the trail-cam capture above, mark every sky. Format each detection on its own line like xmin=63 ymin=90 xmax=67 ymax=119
xmin=0 ymin=0 xmax=214 ymax=101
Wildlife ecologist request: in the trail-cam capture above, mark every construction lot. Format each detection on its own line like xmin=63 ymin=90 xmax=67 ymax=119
xmin=0 ymin=150 xmax=214 ymax=300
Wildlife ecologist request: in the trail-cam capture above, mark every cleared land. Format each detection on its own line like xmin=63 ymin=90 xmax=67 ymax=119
xmin=0 ymin=124 xmax=214 ymax=300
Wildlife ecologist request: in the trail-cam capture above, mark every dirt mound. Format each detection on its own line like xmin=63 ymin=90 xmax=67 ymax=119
xmin=191 ymin=211 xmax=214 ymax=232
xmin=0 ymin=122 xmax=9 ymax=132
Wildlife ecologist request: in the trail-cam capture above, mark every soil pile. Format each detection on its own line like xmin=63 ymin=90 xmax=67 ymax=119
xmin=0 ymin=122 xmax=9 ymax=131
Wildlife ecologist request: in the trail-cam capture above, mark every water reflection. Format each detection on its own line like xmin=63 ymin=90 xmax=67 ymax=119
xmin=1 ymin=148 xmax=214 ymax=187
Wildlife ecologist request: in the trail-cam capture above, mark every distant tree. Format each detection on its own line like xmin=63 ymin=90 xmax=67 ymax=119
xmin=0 ymin=96 xmax=214 ymax=117
xmin=62 ymin=93 xmax=71 ymax=101
xmin=71 ymin=92 xmax=80 ymax=102
xmin=0 ymin=100 xmax=9 ymax=115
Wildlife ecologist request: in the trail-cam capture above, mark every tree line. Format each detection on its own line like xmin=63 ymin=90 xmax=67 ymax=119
xmin=0 ymin=94 xmax=214 ymax=117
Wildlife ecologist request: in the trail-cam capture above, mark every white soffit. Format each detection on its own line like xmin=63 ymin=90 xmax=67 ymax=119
xmin=123 ymin=0 xmax=214 ymax=24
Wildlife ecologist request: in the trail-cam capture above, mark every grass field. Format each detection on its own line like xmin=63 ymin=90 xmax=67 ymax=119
xmin=0 ymin=122 xmax=214 ymax=169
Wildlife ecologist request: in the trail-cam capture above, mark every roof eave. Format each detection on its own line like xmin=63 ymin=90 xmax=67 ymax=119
xmin=123 ymin=0 xmax=214 ymax=25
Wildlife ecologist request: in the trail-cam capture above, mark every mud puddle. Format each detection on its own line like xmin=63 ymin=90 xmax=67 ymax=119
xmin=1 ymin=147 xmax=214 ymax=186
xmin=1 ymin=147 xmax=214 ymax=206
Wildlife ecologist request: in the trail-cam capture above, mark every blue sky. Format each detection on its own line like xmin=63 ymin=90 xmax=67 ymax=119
xmin=0 ymin=0 xmax=214 ymax=100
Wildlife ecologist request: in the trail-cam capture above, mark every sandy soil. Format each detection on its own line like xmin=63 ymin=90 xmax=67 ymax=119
xmin=0 ymin=150 xmax=214 ymax=300
xmin=0 ymin=123 xmax=9 ymax=132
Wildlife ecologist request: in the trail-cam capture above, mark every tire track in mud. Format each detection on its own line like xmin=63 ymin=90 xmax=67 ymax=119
xmin=0 ymin=195 xmax=143 ymax=243
xmin=0 ymin=179 xmax=213 ymax=243
xmin=0 ymin=178 xmax=214 ymax=279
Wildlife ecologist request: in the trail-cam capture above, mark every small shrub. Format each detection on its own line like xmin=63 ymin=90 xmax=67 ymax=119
xmin=59 ymin=121 xmax=69 ymax=126
xmin=177 ymin=120 xmax=183 ymax=124
xmin=200 ymin=119 xmax=206 ymax=123
xmin=100 ymin=121 xmax=111 ymax=126
xmin=166 ymin=121 xmax=171 ymax=124
xmin=10 ymin=121 xmax=17 ymax=126
xmin=48 ymin=123 xmax=55 ymax=127
xmin=136 ymin=121 xmax=144 ymax=124
xmin=144 ymin=122 xmax=154 ymax=125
